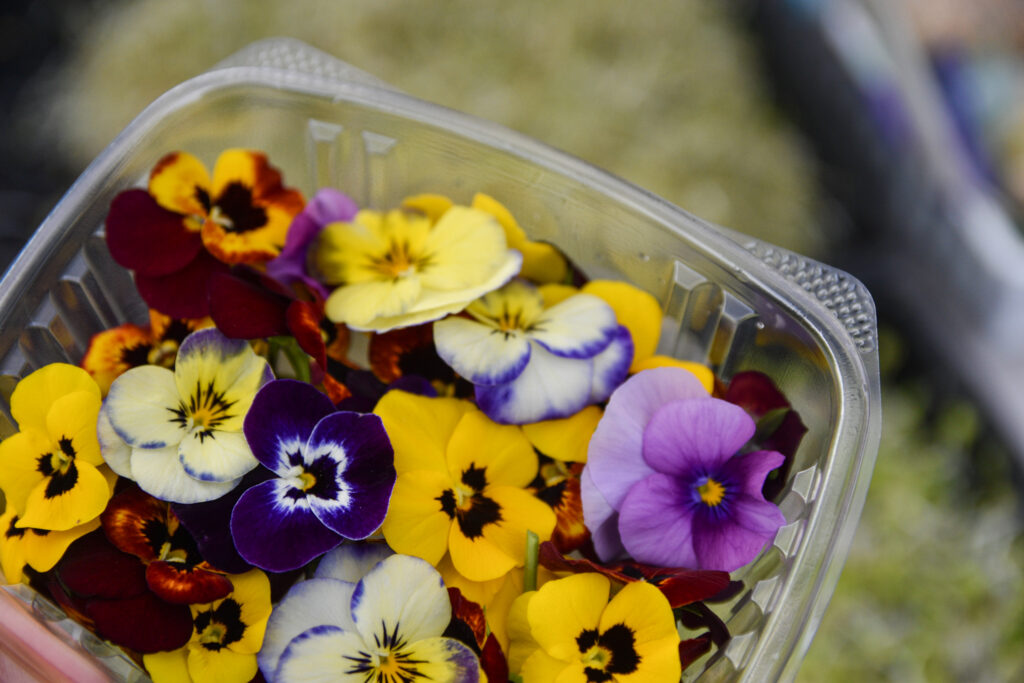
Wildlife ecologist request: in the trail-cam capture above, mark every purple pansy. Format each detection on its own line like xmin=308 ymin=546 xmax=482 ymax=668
xmin=229 ymin=379 xmax=395 ymax=572
xmin=581 ymin=367 xmax=786 ymax=572
xmin=266 ymin=188 xmax=358 ymax=298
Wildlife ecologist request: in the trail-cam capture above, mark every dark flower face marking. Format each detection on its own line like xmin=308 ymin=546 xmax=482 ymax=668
xmin=168 ymin=379 xmax=238 ymax=442
xmin=576 ymin=623 xmax=641 ymax=682
xmin=436 ymin=464 xmax=503 ymax=539
xmin=194 ymin=598 xmax=246 ymax=651
xmin=36 ymin=436 xmax=81 ymax=499
xmin=210 ymin=183 xmax=268 ymax=234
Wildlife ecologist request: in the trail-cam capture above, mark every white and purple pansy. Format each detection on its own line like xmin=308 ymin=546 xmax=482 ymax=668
xmin=261 ymin=551 xmax=480 ymax=683
xmin=433 ymin=280 xmax=633 ymax=425
xmin=229 ymin=379 xmax=396 ymax=572
xmin=102 ymin=328 xmax=273 ymax=504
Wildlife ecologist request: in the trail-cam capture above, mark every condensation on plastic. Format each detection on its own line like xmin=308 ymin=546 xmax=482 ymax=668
xmin=0 ymin=38 xmax=881 ymax=682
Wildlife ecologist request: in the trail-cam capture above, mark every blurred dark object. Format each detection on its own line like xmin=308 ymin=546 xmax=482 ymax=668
xmin=0 ymin=0 xmax=83 ymax=274
xmin=749 ymin=0 xmax=1024 ymax=475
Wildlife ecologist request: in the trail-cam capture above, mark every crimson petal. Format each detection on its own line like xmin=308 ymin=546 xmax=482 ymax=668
xmin=208 ymin=270 xmax=290 ymax=339
xmin=135 ymin=250 xmax=228 ymax=318
xmin=287 ymin=299 xmax=328 ymax=370
xmin=105 ymin=189 xmax=202 ymax=276
xmin=145 ymin=561 xmax=233 ymax=605
xmin=678 ymin=633 xmax=713 ymax=670
xmin=84 ymin=592 xmax=193 ymax=653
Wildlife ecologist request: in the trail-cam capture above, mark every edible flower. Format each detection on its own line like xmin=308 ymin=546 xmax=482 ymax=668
xmin=143 ymin=569 xmax=272 ymax=683
xmin=0 ymin=500 xmax=99 ymax=585
xmin=311 ymin=204 xmax=522 ymax=331
xmin=263 ymin=553 xmax=481 ymax=682
xmin=433 ymin=279 xmax=632 ymax=424
xmin=508 ymin=572 xmax=681 ymax=682
xmin=103 ymin=328 xmax=272 ymax=504
xmin=230 ymin=379 xmax=395 ymax=572
xmin=375 ymin=390 xmax=555 ymax=582
xmin=0 ymin=364 xmax=114 ymax=531
xmin=582 ymin=367 xmax=786 ymax=571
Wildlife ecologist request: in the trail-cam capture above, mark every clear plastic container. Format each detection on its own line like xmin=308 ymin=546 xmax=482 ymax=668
xmin=0 ymin=38 xmax=881 ymax=682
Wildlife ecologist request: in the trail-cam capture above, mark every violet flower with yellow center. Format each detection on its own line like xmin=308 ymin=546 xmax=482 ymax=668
xmin=434 ymin=280 xmax=632 ymax=424
xmin=103 ymin=328 xmax=272 ymax=504
xmin=0 ymin=364 xmax=115 ymax=531
xmin=581 ymin=367 xmax=786 ymax=571
xmin=507 ymin=572 xmax=681 ymax=683
xmin=143 ymin=569 xmax=272 ymax=683
xmin=311 ymin=204 xmax=522 ymax=332
xmin=375 ymin=390 xmax=555 ymax=583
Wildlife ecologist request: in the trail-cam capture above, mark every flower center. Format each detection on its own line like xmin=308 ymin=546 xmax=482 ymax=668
xmin=575 ymin=624 xmax=641 ymax=682
xmin=696 ymin=477 xmax=726 ymax=506
xmin=435 ymin=464 xmax=503 ymax=539
xmin=170 ymin=380 xmax=236 ymax=440
xmin=198 ymin=622 xmax=226 ymax=647
xmin=372 ymin=240 xmax=423 ymax=279
xmin=193 ymin=599 xmax=245 ymax=651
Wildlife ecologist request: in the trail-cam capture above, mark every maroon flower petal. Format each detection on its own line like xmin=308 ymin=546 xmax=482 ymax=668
xmin=84 ymin=592 xmax=193 ymax=653
xmin=287 ymin=299 xmax=328 ymax=370
xmin=721 ymin=370 xmax=790 ymax=415
xmin=480 ymin=634 xmax=509 ymax=683
xmin=208 ymin=270 xmax=291 ymax=339
xmin=145 ymin=561 xmax=233 ymax=605
xmin=101 ymin=487 xmax=168 ymax=563
xmin=135 ymin=250 xmax=228 ymax=318
xmin=105 ymin=189 xmax=202 ymax=276
xmin=57 ymin=531 xmax=147 ymax=599
xmin=679 ymin=633 xmax=713 ymax=670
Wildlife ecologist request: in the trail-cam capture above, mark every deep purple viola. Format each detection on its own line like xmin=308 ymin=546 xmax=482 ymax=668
xmin=229 ymin=379 xmax=395 ymax=572
xmin=581 ymin=367 xmax=786 ymax=572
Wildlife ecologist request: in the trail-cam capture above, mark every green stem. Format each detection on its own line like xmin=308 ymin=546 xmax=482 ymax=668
xmin=524 ymin=530 xmax=539 ymax=592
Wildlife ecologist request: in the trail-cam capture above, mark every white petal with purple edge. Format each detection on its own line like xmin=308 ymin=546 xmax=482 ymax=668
xmin=179 ymin=429 xmax=257 ymax=483
xmin=314 ymin=542 xmax=394 ymax=582
xmin=105 ymin=365 xmax=184 ymax=449
xmin=642 ymin=398 xmax=755 ymax=475
xmin=350 ymin=555 xmax=450 ymax=646
xmin=475 ymin=342 xmax=593 ymax=424
xmin=97 ymin=402 xmax=132 ymax=478
xmin=589 ymin=325 xmax=633 ymax=402
xmin=231 ymin=479 xmax=344 ymax=572
xmin=618 ymin=473 xmax=698 ymax=568
xmin=129 ymin=444 xmax=239 ymax=504
xmin=274 ymin=624 xmax=365 ymax=682
xmin=433 ymin=316 xmax=531 ymax=385
xmin=586 ymin=367 xmax=709 ymax=510
xmin=530 ymin=294 xmax=617 ymax=359
xmin=259 ymin=577 xmax=357 ymax=679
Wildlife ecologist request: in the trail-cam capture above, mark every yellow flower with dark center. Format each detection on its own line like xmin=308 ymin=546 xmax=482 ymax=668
xmin=0 ymin=500 xmax=101 ymax=584
xmin=0 ymin=364 xmax=115 ymax=531
xmin=375 ymin=390 xmax=555 ymax=583
xmin=508 ymin=573 xmax=681 ymax=683
xmin=143 ymin=570 xmax=272 ymax=683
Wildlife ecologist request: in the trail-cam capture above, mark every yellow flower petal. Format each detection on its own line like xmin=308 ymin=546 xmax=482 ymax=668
xmin=223 ymin=570 xmax=272 ymax=655
xmin=402 ymin=193 xmax=454 ymax=222
xmin=22 ymin=516 xmax=100 ymax=575
xmin=472 ymin=193 xmax=568 ymax=284
xmin=208 ymin=148 xmax=259 ymax=198
xmin=632 ymin=355 xmax=714 ymax=394
xmin=0 ymin=503 xmax=27 ymax=584
xmin=0 ymin=429 xmax=50 ymax=516
xmin=419 ymin=206 xmax=515 ymax=291
xmin=149 ymin=151 xmax=210 ymax=222
xmin=381 ymin=470 xmax=455 ymax=566
xmin=538 ymin=284 xmax=578 ymax=308
xmin=528 ymin=573 xmax=609 ymax=661
xmin=507 ymin=590 xmax=540 ymax=674
xmin=325 ymin=277 xmax=424 ymax=328
xmin=375 ymin=392 xmax=472 ymax=474
xmin=597 ymin=582 xmax=681 ymax=683
xmin=45 ymin=390 xmax=102 ymax=467
xmin=10 ymin=364 xmax=100 ymax=434
xmin=447 ymin=521 xmax=518 ymax=583
xmin=187 ymin=645 xmax=257 ymax=683
xmin=445 ymin=411 xmax=537 ymax=488
xmin=19 ymin=459 xmax=111 ymax=531
xmin=144 ymin=647 xmax=191 ymax=683
xmin=521 ymin=406 xmax=603 ymax=463
xmin=582 ymin=280 xmax=663 ymax=371
xmin=173 ymin=337 xmax=268 ymax=435
xmin=481 ymin=487 xmax=556 ymax=566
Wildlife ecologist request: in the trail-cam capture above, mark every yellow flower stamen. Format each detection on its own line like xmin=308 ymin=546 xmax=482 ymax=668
xmin=297 ymin=471 xmax=317 ymax=491
xmin=371 ymin=240 xmax=426 ymax=279
xmin=582 ymin=644 xmax=611 ymax=670
xmin=697 ymin=478 xmax=726 ymax=506
xmin=198 ymin=622 xmax=227 ymax=647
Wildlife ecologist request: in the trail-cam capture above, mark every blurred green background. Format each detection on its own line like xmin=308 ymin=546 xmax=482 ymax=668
xmin=2 ymin=0 xmax=1023 ymax=680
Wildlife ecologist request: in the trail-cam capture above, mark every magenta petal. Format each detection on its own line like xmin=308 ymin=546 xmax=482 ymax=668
xmin=586 ymin=367 xmax=708 ymax=510
xmin=642 ymin=398 xmax=755 ymax=475
xmin=105 ymin=189 xmax=202 ymax=276
xmin=134 ymin=250 xmax=228 ymax=318
xmin=209 ymin=270 xmax=291 ymax=339
xmin=306 ymin=412 xmax=395 ymax=540
xmin=692 ymin=496 xmax=785 ymax=571
xmin=231 ymin=480 xmax=345 ymax=572
xmin=618 ymin=474 xmax=698 ymax=568
xmin=244 ymin=380 xmax=337 ymax=472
